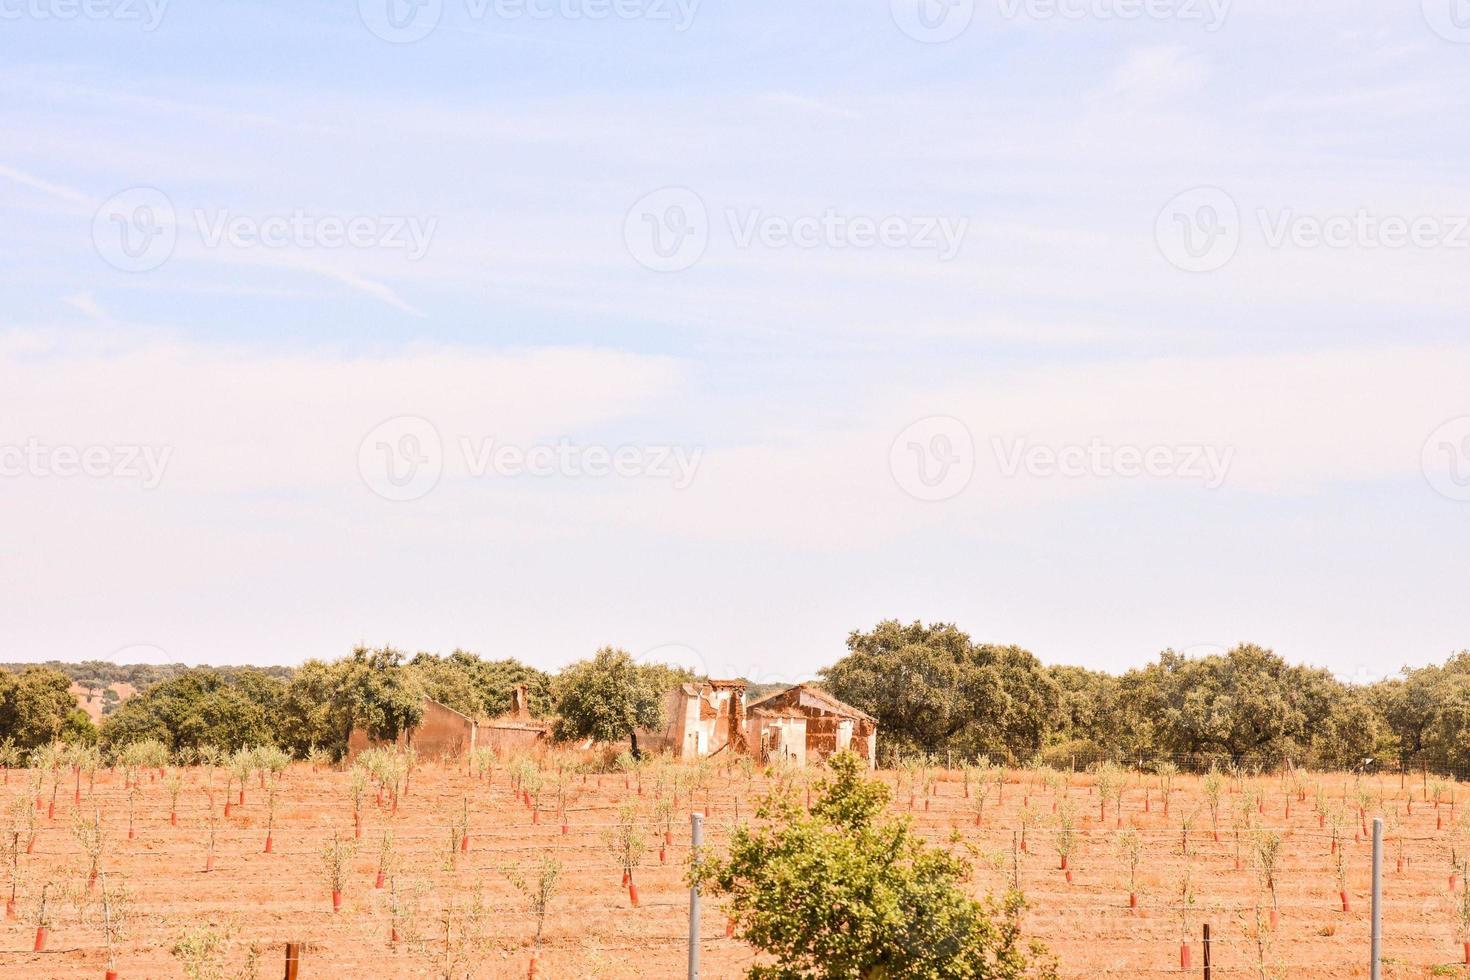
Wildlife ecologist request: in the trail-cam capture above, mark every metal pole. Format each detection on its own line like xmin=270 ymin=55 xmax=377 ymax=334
xmin=1371 ymin=817 xmax=1383 ymax=980
xmin=689 ymin=812 xmax=703 ymax=980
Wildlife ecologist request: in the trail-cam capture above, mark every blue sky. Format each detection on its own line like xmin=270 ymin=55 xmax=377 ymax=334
xmin=3 ymin=0 xmax=1470 ymax=682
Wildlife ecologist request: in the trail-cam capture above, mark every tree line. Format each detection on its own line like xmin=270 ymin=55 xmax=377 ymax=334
xmin=1 ymin=624 xmax=1467 ymax=774
xmin=822 ymin=620 xmax=1470 ymax=774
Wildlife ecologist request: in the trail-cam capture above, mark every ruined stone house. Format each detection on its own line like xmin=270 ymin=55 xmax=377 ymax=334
xmin=347 ymin=685 xmax=549 ymax=760
xmin=647 ymin=681 xmax=877 ymax=768
xmin=646 ymin=679 xmax=748 ymax=758
xmin=745 ymin=684 xmax=878 ymax=768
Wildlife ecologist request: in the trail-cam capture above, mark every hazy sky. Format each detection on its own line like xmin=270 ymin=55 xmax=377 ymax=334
xmin=3 ymin=0 xmax=1469 ymax=684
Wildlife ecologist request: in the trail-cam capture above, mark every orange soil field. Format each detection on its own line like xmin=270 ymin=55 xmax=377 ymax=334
xmin=0 ymin=760 xmax=1463 ymax=979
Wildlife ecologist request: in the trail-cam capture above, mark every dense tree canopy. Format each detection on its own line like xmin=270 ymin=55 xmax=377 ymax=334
xmin=821 ymin=621 xmax=1060 ymax=762
xmin=100 ymin=668 xmax=285 ymax=752
xmin=553 ymin=647 xmax=686 ymax=757
xmin=0 ymin=667 xmax=93 ymax=748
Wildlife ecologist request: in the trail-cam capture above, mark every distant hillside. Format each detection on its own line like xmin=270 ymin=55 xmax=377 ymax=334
xmin=0 ymin=661 xmax=295 ymax=690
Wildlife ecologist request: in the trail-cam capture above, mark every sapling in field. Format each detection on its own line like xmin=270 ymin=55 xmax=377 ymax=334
xmin=254 ymin=745 xmax=290 ymax=784
xmin=1093 ymin=762 xmax=1123 ymax=825
xmin=227 ymin=748 xmax=253 ymax=808
xmin=33 ymin=743 xmax=64 ymax=820
xmin=1333 ymin=835 xmax=1350 ymax=912
xmin=320 ymin=831 xmax=357 ymax=911
xmin=1053 ymin=799 xmax=1077 ymax=881
xmin=99 ymin=872 xmax=131 ymax=980
xmin=170 ymin=922 xmax=261 ymax=980
xmin=603 ymin=802 xmax=649 ymax=906
xmin=506 ymin=855 xmax=561 ymax=977
xmin=125 ymin=781 xmax=140 ymax=840
xmin=202 ymin=803 xmax=220 ymax=872
xmin=72 ymin=808 xmax=104 ymax=892
xmin=433 ymin=890 xmax=492 ymax=980
xmin=1175 ymin=865 xmax=1197 ymax=970
xmin=1156 ymin=761 xmax=1178 ymax=816
xmin=1244 ymin=888 xmax=1284 ymax=980
xmin=165 ymin=770 xmax=184 ymax=827
xmin=32 ymin=880 xmax=51 ymax=952
xmin=970 ymin=760 xmax=999 ymax=827
xmin=1116 ymin=827 xmax=1142 ymax=910
xmin=1177 ymin=806 xmax=1199 ymax=859
xmin=549 ymin=763 xmax=574 ymax=833
xmin=262 ymin=772 xmax=281 ymax=853
xmin=26 ymin=768 xmax=43 ymax=818
xmin=653 ymin=795 xmax=675 ymax=863
xmin=521 ymin=766 xmax=545 ymax=824
xmin=454 ymin=796 xmax=470 ymax=854
xmin=73 ymin=745 xmax=101 ymax=804
xmin=1455 ymin=856 xmax=1470 ymax=964
xmin=1017 ymin=801 xmax=1037 ymax=854
xmin=1231 ymin=795 xmax=1255 ymax=871
xmin=349 ymin=767 xmax=368 ymax=839
xmin=3 ymin=794 xmax=28 ymax=918
xmin=1252 ymin=827 xmax=1283 ymax=929
xmin=1203 ymin=769 xmax=1224 ymax=842
xmin=374 ymin=829 xmax=394 ymax=889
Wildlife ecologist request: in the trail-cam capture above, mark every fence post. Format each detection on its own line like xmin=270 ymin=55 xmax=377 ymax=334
xmin=689 ymin=812 xmax=703 ymax=980
xmin=1202 ymin=923 xmax=1211 ymax=979
xmin=283 ymin=942 xmax=300 ymax=980
xmin=1371 ymin=817 xmax=1383 ymax=980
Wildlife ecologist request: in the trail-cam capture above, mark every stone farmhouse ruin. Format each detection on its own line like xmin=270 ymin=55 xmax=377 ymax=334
xmin=350 ymin=680 xmax=877 ymax=769
xmin=347 ymin=685 xmax=549 ymax=760
xmin=644 ymin=681 xmax=878 ymax=768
